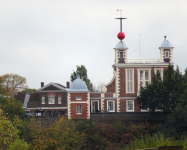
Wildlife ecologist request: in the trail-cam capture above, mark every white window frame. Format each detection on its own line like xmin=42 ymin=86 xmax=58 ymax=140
xmin=137 ymin=69 xmax=151 ymax=92
xmin=76 ymin=105 xmax=82 ymax=115
xmin=48 ymin=94 xmax=55 ymax=104
xmin=107 ymin=100 xmax=115 ymax=112
xmin=42 ymin=96 xmax=45 ymax=104
xmin=58 ymin=96 xmax=62 ymax=104
xmin=154 ymin=68 xmax=163 ymax=80
xmin=91 ymin=100 xmax=99 ymax=113
xmin=126 ymin=100 xmax=134 ymax=112
xmin=76 ymin=96 xmax=82 ymax=100
xmin=165 ymin=51 xmax=169 ymax=58
xmin=125 ymin=69 xmax=134 ymax=93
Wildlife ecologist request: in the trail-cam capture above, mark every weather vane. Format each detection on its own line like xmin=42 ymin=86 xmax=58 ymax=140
xmin=116 ymin=9 xmax=127 ymax=40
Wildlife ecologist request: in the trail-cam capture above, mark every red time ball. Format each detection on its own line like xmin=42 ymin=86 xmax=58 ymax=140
xmin=117 ymin=32 xmax=125 ymax=40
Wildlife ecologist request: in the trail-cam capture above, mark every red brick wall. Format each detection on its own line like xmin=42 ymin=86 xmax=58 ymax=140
xmin=106 ymin=78 xmax=116 ymax=92
xmin=90 ymin=93 xmax=101 ymax=97
xmin=70 ymin=93 xmax=88 ymax=101
xmin=70 ymin=103 xmax=88 ymax=119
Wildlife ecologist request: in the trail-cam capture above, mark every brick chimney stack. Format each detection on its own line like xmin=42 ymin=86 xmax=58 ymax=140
xmin=66 ymin=82 xmax=70 ymax=88
xmin=41 ymin=82 xmax=44 ymax=87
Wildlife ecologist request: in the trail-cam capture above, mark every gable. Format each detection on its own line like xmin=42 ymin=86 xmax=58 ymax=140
xmin=41 ymin=85 xmax=62 ymax=91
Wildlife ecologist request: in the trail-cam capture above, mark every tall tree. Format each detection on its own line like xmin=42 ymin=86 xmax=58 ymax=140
xmin=137 ymin=65 xmax=185 ymax=113
xmin=1 ymin=74 xmax=28 ymax=96
xmin=70 ymin=65 xmax=93 ymax=91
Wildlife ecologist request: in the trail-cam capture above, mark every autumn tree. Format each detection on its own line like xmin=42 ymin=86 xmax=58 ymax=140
xmin=70 ymin=65 xmax=93 ymax=91
xmin=19 ymin=88 xmax=37 ymax=94
xmin=1 ymin=74 xmax=28 ymax=96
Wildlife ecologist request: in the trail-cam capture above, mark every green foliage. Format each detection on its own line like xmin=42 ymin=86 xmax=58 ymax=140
xmin=0 ymin=96 xmax=25 ymax=121
xmin=7 ymin=139 xmax=28 ymax=150
xmin=0 ymin=109 xmax=19 ymax=149
xmin=27 ymin=117 xmax=86 ymax=150
xmin=160 ymin=89 xmax=187 ymax=137
xmin=19 ymin=88 xmax=37 ymax=94
xmin=70 ymin=65 xmax=93 ymax=91
xmin=138 ymin=65 xmax=186 ymax=113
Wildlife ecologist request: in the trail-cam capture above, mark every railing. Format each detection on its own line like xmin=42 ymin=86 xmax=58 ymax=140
xmin=127 ymin=58 xmax=160 ymax=64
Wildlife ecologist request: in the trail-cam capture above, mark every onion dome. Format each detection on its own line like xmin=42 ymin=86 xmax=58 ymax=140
xmin=160 ymin=36 xmax=173 ymax=47
xmin=69 ymin=75 xmax=88 ymax=92
xmin=115 ymin=41 xmax=128 ymax=49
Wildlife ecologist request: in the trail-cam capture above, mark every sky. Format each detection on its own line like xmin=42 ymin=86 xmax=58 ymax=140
xmin=0 ymin=0 xmax=187 ymax=89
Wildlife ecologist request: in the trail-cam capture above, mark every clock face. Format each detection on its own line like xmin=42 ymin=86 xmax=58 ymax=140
xmin=102 ymin=86 xmax=107 ymax=93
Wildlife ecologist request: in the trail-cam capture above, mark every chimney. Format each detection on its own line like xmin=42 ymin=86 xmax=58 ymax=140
xmin=66 ymin=82 xmax=70 ymax=88
xmin=41 ymin=82 xmax=44 ymax=87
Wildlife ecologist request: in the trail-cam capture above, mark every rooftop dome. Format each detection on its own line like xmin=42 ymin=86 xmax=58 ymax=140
xmin=115 ymin=41 xmax=128 ymax=49
xmin=161 ymin=36 xmax=173 ymax=47
xmin=69 ymin=76 xmax=89 ymax=92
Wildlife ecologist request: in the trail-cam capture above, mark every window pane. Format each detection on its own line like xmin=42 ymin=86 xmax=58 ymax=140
xmin=128 ymin=101 xmax=133 ymax=110
xmin=58 ymin=97 xmax=62 ymax=104
xmin=76 ymin=105 xmax=82 ymax=114
xmin=108 ymin=101 xmax=114 ymax=111
xmin=140 ymin=81 xmax=143 ymax=87
xmin=145 ymin=71 xmax=149 ymax=80
xmin=42 ymin=97 xmax=45 ymax=104
xmin=48 ymin=94 xmax=55 ymax=104
xmin=76 ymin=96 xmax=82 ymax=100
xmin=120 ymin=52 xmax=123 ymax=58
xmin=140 ymin=71 xmax=143 ymax=80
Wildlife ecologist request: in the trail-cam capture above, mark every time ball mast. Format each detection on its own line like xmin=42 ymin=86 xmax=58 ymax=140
xmin=116 ymin=9 xmax=127 ymax=41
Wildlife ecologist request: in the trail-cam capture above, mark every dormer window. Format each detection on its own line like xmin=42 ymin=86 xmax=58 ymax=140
xmin=76 ymin=96 xmax=82 ymax=100
xmin=120 ymin=52 xmax=123 ymax=58
xmin=165 ymin=51 xmax=169 ymax=58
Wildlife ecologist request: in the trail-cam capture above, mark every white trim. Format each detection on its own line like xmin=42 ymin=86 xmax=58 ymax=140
xmin=154 ymin=68 xmax=163 ymax=80
xmin=107 ymin=100 xmax=115 ymax=112
xmin=68 ymin=91 xmax=90 ymax=93
xmin=113 ymin=63 xmax=172 ymax=67
xmin=103 ymin=71 xmax=116 ymax=87
xmin=126 ymin=100 xmax=134 ymax=112
xmin=68 ymin=93 xmax=71 ymax=119
xmin=91 ymin=100 xmax=99 ymax=113
xmin=38 ymin=82 xmax=66 ymax=91
xmin=87 ymin=93 xmax=90 ymax=119
xmin=38 ymin=90 xmax=66 ymax=92
xmin=68 ymin=101 xmax=89 ymax=104
xmin=137 ymin=68 xmax=151 ymax=92
xmin=90 ymin=97 xmax=137 ymax=99
xmin=27 ymin=107 xmax=68 ymax=109
xmin=125 ymin=69 xmax=134 ymax=93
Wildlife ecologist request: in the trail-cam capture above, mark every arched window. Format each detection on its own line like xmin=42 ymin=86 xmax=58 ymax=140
xmin=48 ymin=94 xmax=55 ymax=104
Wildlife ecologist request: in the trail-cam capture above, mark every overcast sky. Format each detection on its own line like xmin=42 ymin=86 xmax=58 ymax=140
xmin=0 ymin=0 xmax=187 ymax=89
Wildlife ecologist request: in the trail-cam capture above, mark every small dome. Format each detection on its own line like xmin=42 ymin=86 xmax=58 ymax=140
xmin=69 ymin=76 xmax=89 ymax=92
xmin=161 ymin=37 xmax=172 ymax=47
xmin=115 ymin=41 xmax=128 ymax=49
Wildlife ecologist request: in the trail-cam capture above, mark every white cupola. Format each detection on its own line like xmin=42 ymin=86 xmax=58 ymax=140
xmin=159 ymin=36 xmax=174 ymax=63
xmin=114 ymin=41 xmax=128 ymax=64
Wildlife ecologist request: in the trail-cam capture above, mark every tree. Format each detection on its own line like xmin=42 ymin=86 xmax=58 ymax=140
xmin=1 ymin=74 xmax=28 ymax=96
xmin=92 ymin=82 xmax=105 ymax=92
xmin=137 ymin=65 xmax=186 ymax=113
xmin=19 ymin=88 xmax=37 ymax=94
xmin=70 ymin=65 xmax=93 ymax=91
